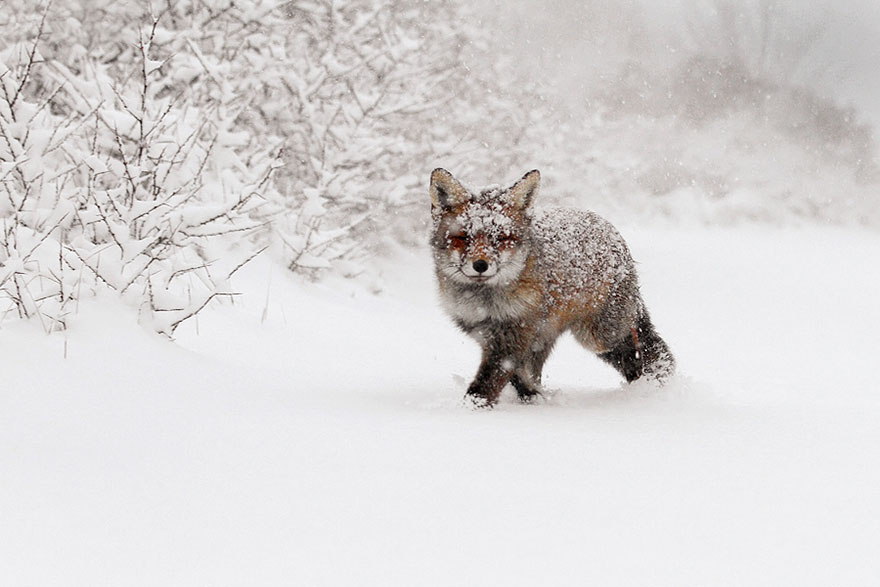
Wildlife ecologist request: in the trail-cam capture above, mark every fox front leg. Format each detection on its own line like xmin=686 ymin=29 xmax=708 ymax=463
xmin=465 ymin=346 xmax=515 ymax=408
xmin=467 ymin=359 xmax=541 ymax=406
xmin=464 ymin=326 xmax=539 ymax=407
xmin=510 ymin=373 xmax=542 ymax=403
xmin=510 ymin=335 xmax=554 ymax=402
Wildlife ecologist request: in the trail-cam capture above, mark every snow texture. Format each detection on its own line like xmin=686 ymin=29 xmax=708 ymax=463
xmin=531 ymin=207 xmax=633 ymax=297
xmin=3 ymin=227 xmax=880 ymax=586
xmin=456 ymin=196 xmax=515 ymax=239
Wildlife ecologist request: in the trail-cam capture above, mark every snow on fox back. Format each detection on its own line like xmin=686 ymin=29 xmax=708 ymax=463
xmin=528 ymin=207 xmax=634 ymax=299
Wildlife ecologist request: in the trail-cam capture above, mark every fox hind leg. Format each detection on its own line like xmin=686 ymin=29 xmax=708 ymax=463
xmin=598 ymin=314 xmax=675 ymax=383
xmin=598 ymin=333 xmax=643 ymax=382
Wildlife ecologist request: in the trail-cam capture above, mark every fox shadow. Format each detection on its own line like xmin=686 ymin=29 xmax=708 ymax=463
xmin=416 ymin=372 xmax=698 ymax=413
xmin=504 ymin=380 xmax=662 ymax=411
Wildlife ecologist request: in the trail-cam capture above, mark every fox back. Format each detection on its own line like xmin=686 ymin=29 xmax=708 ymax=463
xmin=430 ymin=168 xmax=674 ymax=407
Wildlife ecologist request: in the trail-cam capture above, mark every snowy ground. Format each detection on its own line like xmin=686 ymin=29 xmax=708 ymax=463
xmin=2 ymin=225 xmax=879 ymax=586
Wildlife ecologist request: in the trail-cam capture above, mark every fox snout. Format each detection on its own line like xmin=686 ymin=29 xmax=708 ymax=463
xmin=460 ymin=255 xmax=497 ymax=280
xmin=436 ymin=228 xmax=531 ymax=285
xmin=459 ymin=236 xmax=499 ymax=279
xmin=445 ymin=232 xmax=500 ymax=280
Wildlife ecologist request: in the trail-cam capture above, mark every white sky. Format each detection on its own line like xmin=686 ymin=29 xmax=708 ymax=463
xmin=481 ymin=0 xmax=880 ymax=130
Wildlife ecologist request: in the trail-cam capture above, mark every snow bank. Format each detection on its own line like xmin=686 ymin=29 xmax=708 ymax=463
xmin=3 ymin=227 xmax=879 ymax=585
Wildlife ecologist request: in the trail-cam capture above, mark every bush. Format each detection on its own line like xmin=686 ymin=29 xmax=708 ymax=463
xmin=1 ymin=0 xmax=539 ymax=331
xmin=1 ymin=2 xmax=277 ymax=334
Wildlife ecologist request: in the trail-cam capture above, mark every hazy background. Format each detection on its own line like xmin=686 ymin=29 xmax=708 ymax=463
xmin=452 ymin=0 xmax=880 ymax=228
xmin=482 ymin=0 xmax=880 ymax=133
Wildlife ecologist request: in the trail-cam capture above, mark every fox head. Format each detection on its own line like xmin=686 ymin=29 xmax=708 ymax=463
xmin=430 ymin=168 xmax=540 ymax=286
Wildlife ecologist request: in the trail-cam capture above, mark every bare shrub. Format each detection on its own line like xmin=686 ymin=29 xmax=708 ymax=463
xmin=2 ymin=0 xmax=543 ymax=330
xmin=1 ymin=2 xmax=274 ymax=334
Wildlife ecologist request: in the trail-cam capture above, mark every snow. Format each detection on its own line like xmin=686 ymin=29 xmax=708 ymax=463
xmin=3 ymin=225 xmax=879 ymax=585
xmin=532 ymin=207 xmax=632 ymax=294
xmin=457 ymin=197 xmax=514 ymax=237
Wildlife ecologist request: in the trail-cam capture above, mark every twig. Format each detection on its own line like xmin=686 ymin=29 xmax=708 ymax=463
xmin=227 ymin=245 xmax=268 ymax=279
xmin=9 ymin=1 xmax=53 ymax=114
xmin=168 ymin=291 xmax=242 ymax=333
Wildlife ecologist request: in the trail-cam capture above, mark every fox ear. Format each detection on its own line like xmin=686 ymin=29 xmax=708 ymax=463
xmin=430 ymin=168 xmax=469 ymax=211
xmin=509 ymin=169 xmax=540 ymax=210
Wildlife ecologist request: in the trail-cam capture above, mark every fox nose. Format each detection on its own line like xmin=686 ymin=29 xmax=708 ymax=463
xmin=472 ymin=259 xmax=489 ymax=274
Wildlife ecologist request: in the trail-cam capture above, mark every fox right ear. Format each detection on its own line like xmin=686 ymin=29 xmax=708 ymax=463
xmin=430 ymin=168 xmax=469 ymax=211
xmin=509 ymin=169 xmax=540 ymax=210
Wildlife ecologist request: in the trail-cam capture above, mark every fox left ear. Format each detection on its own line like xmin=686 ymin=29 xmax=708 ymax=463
xmin=430 ymin=168 xmax=469 ymax=211
xmin=509 ymin=169 xmax=540 ymax=210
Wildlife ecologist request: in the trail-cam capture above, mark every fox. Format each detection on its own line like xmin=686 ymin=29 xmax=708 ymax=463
xmin=430 ymin=168 xmax=675 ymax=407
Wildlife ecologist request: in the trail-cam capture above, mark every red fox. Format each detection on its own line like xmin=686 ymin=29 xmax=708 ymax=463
xmin=430 ymin=168 xmax=675 ymax=407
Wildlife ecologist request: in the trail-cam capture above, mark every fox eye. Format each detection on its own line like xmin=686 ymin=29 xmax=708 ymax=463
xmin=448 ymin=234 xmax=467 ymax=246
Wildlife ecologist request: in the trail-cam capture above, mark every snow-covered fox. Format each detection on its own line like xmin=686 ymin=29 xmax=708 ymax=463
xmin=430 ymin=168 xmax=674 ymax=407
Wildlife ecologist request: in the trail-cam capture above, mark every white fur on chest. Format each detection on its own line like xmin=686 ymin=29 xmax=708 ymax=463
xmin=437 ymin=282 xmax=537 ymax=326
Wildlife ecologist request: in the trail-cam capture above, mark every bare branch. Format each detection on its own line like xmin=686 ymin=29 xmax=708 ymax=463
xmin=168 ymin=292 xmax=242 ymax=334
xmin=9 ymin=0 xmax=53 ymax=113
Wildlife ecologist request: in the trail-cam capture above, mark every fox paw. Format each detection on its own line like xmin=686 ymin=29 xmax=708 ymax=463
xmin=462 ymin=392 xmax=495 ymax=410
xmin=644 ymin=352 xmax=676 ymax=384
xmin=516 ymin=388 xmax=543 ymax=404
